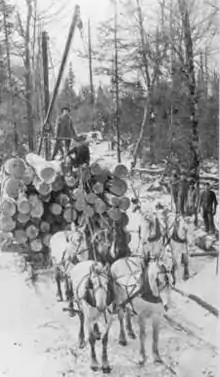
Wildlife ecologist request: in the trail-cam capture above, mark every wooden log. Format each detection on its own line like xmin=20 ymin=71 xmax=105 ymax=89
xmin=63 ymin=205 xmax=77 ymax=223
xmin=29 ymin=195 xmax=44 ymax=219
xmin=72 ymin=188 xmax=85 ymax=201
xmin=42 ymin=233 xmax=51 ymax=247
xmin=94 ymin=199 xmax=107 ymax=214
xmin=39 ymin=193 xmax=51 ymax=203
xmin=30 ymin=238 xmax=43 ymax=252
xmin=0 ymin=215 xmax=16 ymax=232
xmin=3 ymin=177 xmax=24 ymax=199
xmin=4 ymin=157 xmax=26 ymax=179
xmin=49 ymin=203 xmax=62 ymax=216
xmin=90 ymin=162 xmax=103 ymax=176
xmin=26 ymin=224 xmax=39 ymax=240
xmin=17 ymin=194 xmax=31 ymax=214
xmin=52 ymin=175 xmax=65 ymax=192
xmin=65 ymin=175 xmax=76 ymax=188
xmin=105 ymin=193 xmax=120 ymax=207
xmin=84 ymin=205 xmax=95 ymax=218
xmin=40 ymin=221 xmax=51 ymax=233
xmin=107 ymin=208 xmax=122 ymax=221
xmin=16 ymin=213 xmax=30 ymax=225
xmin=190 ymin=251 xmax=218 ymax=258
xmin=107 ymin=177 xmax=128 ymax=197
xmin=75 ymin=197 xmax=87 ymax=212
xmin=118 ymin=196 xmax=130 ymax=211
xmin=1 ymin=197 xmax=17 ymax=216
xmin=21 ymin=166 xmax=35 ymax=185
xmin=33 ymin=176 xmax=52 ymax=196
xmin=57 ymin=193 xmax=70 ymax=207
xmin=171 ymin=286 xmax=219 ymax=317
xmin=25 ymin=153 xmax=61 ymax=184
xmin=112 ymin=163 xmax=128 ymax=178
xmin=14 ymin=229 xmax=28 ymax=244
xmin=93 ymin=182 xmax=104 ymax=194
xmin=86 ymin=193 xmax=98 ymax=205
xmin=0 ymin=231 xmax=13 ymax=245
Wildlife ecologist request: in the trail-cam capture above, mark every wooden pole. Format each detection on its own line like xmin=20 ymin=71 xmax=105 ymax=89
xmin=114 ymin=0 xmax=121 ymax=163
xmin=88 ymin=19 xmax=94 ymax=105
xmin=1 ymin=0 xmax=18 ymax=153
xmin=38 ymin=4 xmax=81 ymax=155
xmin=42 ymin=31 xmax=50 ymax=159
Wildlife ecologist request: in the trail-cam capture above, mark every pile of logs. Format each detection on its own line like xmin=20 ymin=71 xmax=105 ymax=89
xmin=0 ymin=153 xmax=131 ymax=262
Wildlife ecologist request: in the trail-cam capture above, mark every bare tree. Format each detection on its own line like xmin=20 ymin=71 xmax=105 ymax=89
xmin=17 ymin=1 xmax=35 ymax=151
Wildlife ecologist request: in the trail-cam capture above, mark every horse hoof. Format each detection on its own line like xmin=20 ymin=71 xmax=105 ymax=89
xmin=183 ymin=274 xmax=189 ymax=281
xmin=57 ymin=297 xmax=63 ymax=302
xmin=138 ymin=356 xmax=146 ymax=366
xmin=153 ymin=354 xmax=162 ymax=364
xmin=102 ymin=365 xmax=112 ymax=374
xmin=91 ymin=364 xmax=99 ymax=372
xmin=128 ymin=332 xmax=136 ymax=339
xmin=119 ymin=339 xmax=127 ymax=346
xmin=78 ymin=340 xmax=85 ymax=349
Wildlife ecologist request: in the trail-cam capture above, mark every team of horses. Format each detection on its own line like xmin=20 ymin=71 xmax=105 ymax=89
xmin=49 ymin=203 xmax=189 ymax=373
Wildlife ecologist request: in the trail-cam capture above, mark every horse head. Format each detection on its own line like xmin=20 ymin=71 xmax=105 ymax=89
xmin=172 ymin=215 xmax=188 ymax=244
xmin=147 ymin=258 xmax=172 ymax=311
xmin=86 ymin=262 xmax=111 ymax=312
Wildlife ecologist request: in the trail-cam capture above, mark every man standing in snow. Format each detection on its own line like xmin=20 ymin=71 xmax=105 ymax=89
xmin=177 ymin=171 xmax=189 ymax=216
xmin=199 ymin=182 xmax=218 ymax=234
xmin=170 ymin=171 xmax=179 ymax=213
xmin=52 ymin=105 xmax=83 ymax=159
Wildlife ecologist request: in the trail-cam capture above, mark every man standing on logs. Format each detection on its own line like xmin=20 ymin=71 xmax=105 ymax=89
xmin=199 ymin=183 xmax=218 ymax=234
xmin=52 ymin=105 xmax=83 ymax=160
xmin=177 ymin=170 xmax=189 ymax=216
xmin=170 ymin=171 xmax=179 ymax=213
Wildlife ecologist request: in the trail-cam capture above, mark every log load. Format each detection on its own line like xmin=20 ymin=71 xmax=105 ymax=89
xmin=0 ymin=153 xmax=131 ymax=268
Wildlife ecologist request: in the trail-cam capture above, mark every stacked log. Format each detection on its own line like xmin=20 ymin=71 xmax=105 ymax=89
xmin=0 ymin=153 xmax=131 ymax=265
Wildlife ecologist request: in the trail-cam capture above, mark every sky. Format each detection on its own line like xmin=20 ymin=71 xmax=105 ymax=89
xmin=11 ymin=0 xmax=116 ymax=89
xmin=10 ymin=0 xmax=219 ymax=91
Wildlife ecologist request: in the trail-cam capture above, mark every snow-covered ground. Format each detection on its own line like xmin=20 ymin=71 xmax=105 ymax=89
xmin=0 ymin=142 xmax=219 ymax=377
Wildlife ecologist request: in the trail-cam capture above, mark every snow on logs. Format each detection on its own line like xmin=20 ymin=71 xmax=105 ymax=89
xmin=0 ymin=153 xmax=131 ymax=260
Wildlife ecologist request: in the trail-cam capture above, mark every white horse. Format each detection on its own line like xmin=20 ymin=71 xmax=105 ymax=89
xmin=111 ymin=254 xmax=173 ymax=365
xmin=49 ymin=226 xmax=88 ymax=302
xmin=132 ymin=199 xmax=189 ymax=283
xmin=68 ymin=260 xmax=114 ymax=373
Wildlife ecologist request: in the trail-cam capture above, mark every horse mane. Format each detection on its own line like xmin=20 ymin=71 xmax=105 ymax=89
xmin=148 ymin=217 xmax=161 ymax=242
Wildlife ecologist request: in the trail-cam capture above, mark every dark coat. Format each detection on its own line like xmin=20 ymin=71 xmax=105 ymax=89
xmin=55 ymin=114 xmax=78 ymax=140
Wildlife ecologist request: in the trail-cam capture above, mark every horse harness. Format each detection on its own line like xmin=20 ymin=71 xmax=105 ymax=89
xmin=84 ymin=267 xmax=114 ymax=309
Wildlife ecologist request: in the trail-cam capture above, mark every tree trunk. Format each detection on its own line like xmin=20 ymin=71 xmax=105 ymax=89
xmin=25 ymin=1 xmax=35 ymax=151
xmin=179 ymin=0 xmax=200 ymax=181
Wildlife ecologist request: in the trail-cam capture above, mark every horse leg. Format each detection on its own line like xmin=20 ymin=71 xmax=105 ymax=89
xmin=78 ymin=311 xmax=86 ymax=349
xmin=55 ymin=267 xmax=63 ymax=302
xmin=171 ymin=264 xmax=176 ymax=286
xmin=181 ymin=253 xmax=189 ymax=280
xmin=93 ymin=323 xmax=101 ymax=341
xmin=138 ymin=313 xmax=147 ymax=365
xmin=118 ymin=308 xmax=127 ymax=346
xmin=152 ymin=315 xmax=162 ymax=363
xmin=125 ymin=307 xmax=136 ymax=339
xmin=89 ymin=329 xmax=99 ymax=371
xmin=64 ymin=275 xmax=70 ymax=301
xmin=101 ymin=330 xmax=112 ymax=373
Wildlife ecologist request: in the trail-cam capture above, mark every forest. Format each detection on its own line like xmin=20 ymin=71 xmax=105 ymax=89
xmin=0 ymin=0 xmax=219 ymax=174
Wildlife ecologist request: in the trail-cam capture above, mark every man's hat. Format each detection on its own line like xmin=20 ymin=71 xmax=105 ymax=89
xmin=61 ymin=104 xmax=70 ymax=112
